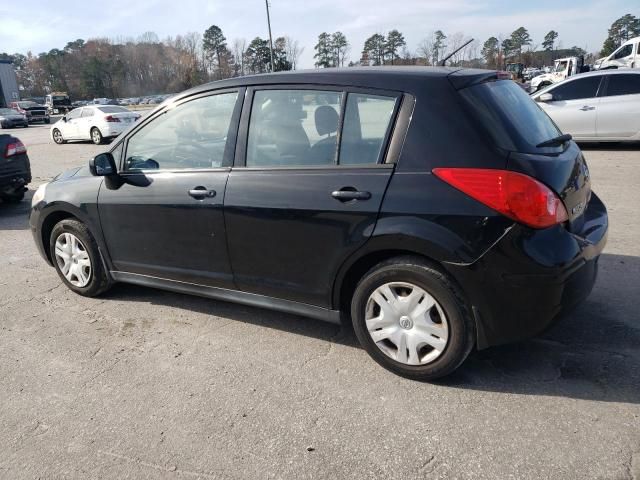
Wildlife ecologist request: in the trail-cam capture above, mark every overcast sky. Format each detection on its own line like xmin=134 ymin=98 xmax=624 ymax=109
xmin=0 ymin=0 xmax=636 ymax=67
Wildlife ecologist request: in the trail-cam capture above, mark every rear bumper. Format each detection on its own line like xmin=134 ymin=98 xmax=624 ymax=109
xmin=445 ymin=192 xmax=608 ymax=349
xmin=0 ymin=155 xmax=31 ymax=191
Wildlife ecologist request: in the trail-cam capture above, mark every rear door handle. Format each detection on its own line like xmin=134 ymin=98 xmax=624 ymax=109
xmin=188 ymin=187 xmax=216 ymax=199
xmin=331 ymin=189 xmax=371 ymax=201
xmin=579 ymin=105 xmax=595 ymax=111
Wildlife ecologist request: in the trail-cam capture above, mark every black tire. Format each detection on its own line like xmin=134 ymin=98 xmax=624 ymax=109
xmin=1 ymin=190 xmax=25 ymax=203
xmin=90 ymin=127 xmax=103 ymax=145
xmin=351 ymin=256 xmax=475 ymax=381
xmin=49 ymin=219 xmax=112 ymax=297
xmin=52 ymin=128 xmax=65 ymax=144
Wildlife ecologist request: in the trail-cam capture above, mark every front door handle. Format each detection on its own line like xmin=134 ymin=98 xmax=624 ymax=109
xmin=579 ymin=105 xmax=595 ymax=111
xmin=331 ymin=188 xmax=371 ymax=202
xmin=188 ymin=187 xmax=216 ymax=199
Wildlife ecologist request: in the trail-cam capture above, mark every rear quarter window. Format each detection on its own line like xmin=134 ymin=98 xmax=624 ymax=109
xmin=459 ymin=80 xmax=561 ymax=153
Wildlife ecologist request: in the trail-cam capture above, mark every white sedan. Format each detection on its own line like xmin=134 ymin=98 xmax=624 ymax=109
xmin=531 ymin=70 xmax=640 ymax=142
xmin=50 ymin=105 xmax=141 ymax=145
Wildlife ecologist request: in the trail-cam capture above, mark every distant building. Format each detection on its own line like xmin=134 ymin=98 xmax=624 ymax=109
xmin=0 ymin=60 xmax=20 ymax=107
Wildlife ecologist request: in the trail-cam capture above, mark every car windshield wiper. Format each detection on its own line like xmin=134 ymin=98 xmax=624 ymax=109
xmin=536 ymin=133 xmax=572 ymax=148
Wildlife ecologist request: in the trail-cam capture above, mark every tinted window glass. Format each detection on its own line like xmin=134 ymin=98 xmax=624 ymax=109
xmin=605 ymin=74 xmax=640 ymax=96
xmin=340 ymin=94 xmax=396 ymax=165
xmin=98 ymin=106 xmax=128 ymax=113
xmin=613 ymin=44 xmax=633 ymax=59
xmin=459 ymin=80 xmax=561 ymax=153
xmin=124 ymin=91 xmax=238 ymax=171
xmin=247 ymin=90 xmax=343 ymax=167
xmin=549 ymin=76 xmax=601 ymax=101
xmin=66 ymin=108 xmax=82 ymax=120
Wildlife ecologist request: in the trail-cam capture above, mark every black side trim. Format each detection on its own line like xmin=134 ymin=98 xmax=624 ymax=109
xmin=110 ymin=271 xmax=342 ymax=325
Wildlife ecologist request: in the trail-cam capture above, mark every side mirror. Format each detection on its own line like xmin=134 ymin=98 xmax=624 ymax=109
xmin=537 ymin=93 xmax=553 ymax=102
xmin=89 ymin=152 xmax=117 ymax=176
xmin=61 ymin=116 xmax=67 ymax=122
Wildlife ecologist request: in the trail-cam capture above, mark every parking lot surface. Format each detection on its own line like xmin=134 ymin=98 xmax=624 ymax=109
xmin=1 ymin=123 xmax=639 ymax=479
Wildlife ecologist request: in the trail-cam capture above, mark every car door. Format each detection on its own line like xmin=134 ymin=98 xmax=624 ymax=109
xmin=539 ymin=75 xmax=603 ymax=139
xmin=596 ymin=73 xmax=640 ymax=139
xmin=79 ymin=107 xmax=96 ymax=140
xmin=62 ymin=108 xmax=82 ymax=139
xmin=224 ymin=87 xmax=402 ymax=308
xmin=97 ymin=89 xmax=243 ymax=288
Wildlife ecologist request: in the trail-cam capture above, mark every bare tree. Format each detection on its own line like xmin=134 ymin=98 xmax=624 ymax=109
xmin=283 ymin=36 xmax=304 ymax=69
xmin=232 ymin=38 xmax=247 ymax=76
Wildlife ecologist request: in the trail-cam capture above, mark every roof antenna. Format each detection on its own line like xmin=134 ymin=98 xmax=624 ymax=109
xmin=439 ymin=38 xmax=474 ymax=67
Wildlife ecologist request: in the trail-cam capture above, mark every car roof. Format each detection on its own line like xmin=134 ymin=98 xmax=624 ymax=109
xmin=532 ymin=69 xmax=640 ymax=96
xmin=178 ymin=67 xmax=498 ymax=97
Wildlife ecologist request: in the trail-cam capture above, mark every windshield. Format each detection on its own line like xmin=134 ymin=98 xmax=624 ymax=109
xmin=19 ymin=101 xmax=39 ymax=108
xmin=52 ymin=96 xmax=67 ymax=101
xmin=97 ymin=106 xmax=128 ymax=113
xmin=459 ymin=80 xmax=562 ymax=153
xmin=0 ymin=108 xmax=19 ymax=115
xmin=554 ymin=61 xmax=568 ymax=73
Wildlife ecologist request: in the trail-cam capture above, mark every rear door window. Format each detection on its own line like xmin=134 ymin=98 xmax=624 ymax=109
xmin=340 ymin=94 xmax=397 ymax=165
xmin=548 ymin=76 xmax=602 ymax=101
xmin=246 ymin=90 xmax=343 ymax=167
xmin=604 ymin=74 xmax=640 ymax=97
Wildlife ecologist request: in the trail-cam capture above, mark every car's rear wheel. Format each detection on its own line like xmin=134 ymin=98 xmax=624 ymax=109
xmin=52 ymin=128 xmax=65 ymax=144
xmin=91 ymin=127 xmax=103 ymax=145
xmin=351 ymin=256 xmax=475 ymax=381
xmin=50 ymin=219 xmax=112 ymax=297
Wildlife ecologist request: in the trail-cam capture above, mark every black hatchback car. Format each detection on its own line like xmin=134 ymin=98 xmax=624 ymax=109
xmin=30 ymin=68 xmax=608 ymax=380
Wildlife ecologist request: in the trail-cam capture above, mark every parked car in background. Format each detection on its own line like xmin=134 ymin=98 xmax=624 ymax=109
xmin=0 ymin=134 xmax=30 ymax=202
xmin=50 ymin=105 xmax=141 ymax=145
xmin=0 ymin=108 xmax=28 ymax=128
xmin=595 ymin=36 xmax=640 ymax=70
xmin=31 ymin=68 xmax=607 ymax=380
xmin=532 ymin=70 xmax=640 ymax=141
xmin=9 ymin=100 xmax=50 ymax=124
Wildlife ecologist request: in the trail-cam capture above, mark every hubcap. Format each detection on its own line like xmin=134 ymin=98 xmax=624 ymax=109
xmin=365 ymin=282 xmax=449 ymax=366
xmin=54 ymin=131 xmax=61 ymax=142
xmin=92 ymin=130 xmax=100 ymax=142
xmin=54 ymin=233 xmax=91 ymax=287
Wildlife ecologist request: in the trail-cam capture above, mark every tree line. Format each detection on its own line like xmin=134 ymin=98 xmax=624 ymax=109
xmin=1 ymin=13 xmax=637 ymax=101
xmin=0 ymin=26 xmax=303 ymax=100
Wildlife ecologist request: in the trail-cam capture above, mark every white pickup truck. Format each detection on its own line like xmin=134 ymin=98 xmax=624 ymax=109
xmin=530 ymin=56 xmax=585 ymax=92
xmin=595 ymin=36 xmax=640 ymax=70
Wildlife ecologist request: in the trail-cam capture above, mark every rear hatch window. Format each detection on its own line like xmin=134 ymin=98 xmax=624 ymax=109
xmin=458 ymin=79 xmax=561 ymax=154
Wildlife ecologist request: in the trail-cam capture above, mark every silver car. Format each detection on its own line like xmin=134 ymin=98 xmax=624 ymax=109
xmin=531 ymin=70 xmax=640 ymax=142
xmin=0 ymin=108 xmax=29 ymax=129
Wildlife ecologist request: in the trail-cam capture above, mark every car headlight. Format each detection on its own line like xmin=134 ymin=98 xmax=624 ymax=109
xmin=31 ymin=182 xmax=48 ymax=207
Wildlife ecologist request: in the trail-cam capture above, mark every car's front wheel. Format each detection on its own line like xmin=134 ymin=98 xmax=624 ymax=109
xmin=50 ymin=219 xmax=112 ymax=297
xmin=90 ymin=127 xmax=103 ymax=145
xmin=351 ymin=257 xmax=475 ymax=381
xmin=52 ymin=128 xmax=65 ymax=144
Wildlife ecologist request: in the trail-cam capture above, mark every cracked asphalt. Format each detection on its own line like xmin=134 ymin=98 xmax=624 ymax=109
xmin=1 ymin=123 xmax=639 ymax=479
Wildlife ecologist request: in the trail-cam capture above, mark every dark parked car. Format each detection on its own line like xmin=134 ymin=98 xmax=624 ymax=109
xmin=0 ymin=108 xmax=28 ymax=129
xmin=9 ymin=101 xmax=51 ymax=124
xmin=29 ymin=68 xmax=608 ymax=380
xmin=0 ymin=134 xmax=31 ymax=202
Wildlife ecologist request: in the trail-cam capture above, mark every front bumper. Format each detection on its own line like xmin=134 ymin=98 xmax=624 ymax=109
xmin=0 ymin=119 xmax=28 ymax=128
xmin=445 ymin=192 xmax=608 ymax=349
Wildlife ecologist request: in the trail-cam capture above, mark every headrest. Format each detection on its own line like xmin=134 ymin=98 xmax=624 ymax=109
xmin=315 ymin=106 xmax=339 ymax=136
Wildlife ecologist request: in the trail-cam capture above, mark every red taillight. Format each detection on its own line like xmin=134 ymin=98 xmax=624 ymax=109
xmin=433 ymin=168 xmax=568 ymax=229
xmin=5 ymin=140 xmax=27 ymax=158
xmin=105 ymin=115 xmax=121 ymax=122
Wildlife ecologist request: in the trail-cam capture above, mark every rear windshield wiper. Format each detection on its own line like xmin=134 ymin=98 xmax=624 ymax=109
xmin=536 ymin=133 xmax=572 ymax=148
